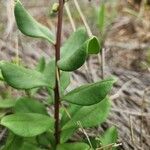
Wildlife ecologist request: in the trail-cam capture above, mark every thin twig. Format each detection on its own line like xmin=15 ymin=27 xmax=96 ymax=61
xmin=15 ymin=34 xmax=19 ymax=65
xmin=110 ymin=79 xmax=134 ymax=100
xmin=0 ymin=129 xmax=7 ymax=142
xmin=61 ymin=104 xmax=93 ymax=149
xmin=73 ymin=0 xmax=93 ymax=37
xmin=77 ymin=121 xmax=93 ymax=149
xmin=129 ymin=115 xmax=135 ymax=149
xmin=54 ymin=0 xmax=64 ymax=144
xmin=101 ymin=48 xmax=105 ymax=79
xmin=138 ymin=0 xmax=146 ymax=18
xmin=140 ymin=87 xmax=149 ymax=148
xmin=96 ymin=142 xmax=122 ymax=150
xmin=65 ymin=2 xmax=76 ymax=31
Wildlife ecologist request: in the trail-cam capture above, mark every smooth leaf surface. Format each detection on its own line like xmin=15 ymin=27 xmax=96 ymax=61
xmin=14 ymin=1 xmax=55 ymax=44
xmin=100 ymin=126 xmax=118 ymax=150
xmin=0 ymin=99 xmax=17 ymax=108
xmin=87 ymin=36 xmax=100 ymax=54
xmin=60 ymin=127 xmax=77 ymax=143
xmin=43 ymin=60 xmax=55 ymax=89
xmin=60 ymin=71 xmax=70 ymax=93
xmin=56 ymin=142 xmax=90 ymax=150
xmin=14 ymin=97 xmax=47 ymax=115
xmin=20 ymin=142 xmax=41 ymax=150
xmin=2 ymin=133 xmax=23 ymax=150
xmin=37 ymin=132 xmax=52 ymax=147
xmin=62 ymin=78 xmax=116 ymax=105
xmin=37 ymin=131 xmax=55 ymax=149
xmin=0 ymin=70 xmax=3 ymax=80
xmin=36 ymin=57 xmax=46 ymax=72
xmin=62 ymin=98 xmax=110 ymax=130
xmin=58 ymin=28 xmax=100 ymax=71
xmin=1 ymin=113 xmax=54 ymax=137
xmin=31 ymin=57 xmax=46 ymax=95
xmin=0 ymin=62 xmax=50 ymax=90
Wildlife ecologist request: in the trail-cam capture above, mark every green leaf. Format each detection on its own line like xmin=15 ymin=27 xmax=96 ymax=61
xmin=2 ymin=133 xmax=23 ymax=150
xmin=36 ymin=57 xmax=46 ymax=72
xmin=14 ymin=97 xmax=47 ymax=115
xmin=0 ymin=70 xmax=3 ymax=81
xmin=60 ymin=72 xmax=70 ymax=93
xmin=37 ymin=131 xmax=55 ymax=150
xmin=98 ymin=3 xmax=105 ymax=33
xmin=43 ymin=60 xmax=55 ymax=89
xmin=0 ymin=99 xmax=17 ymax=108
xmin=56 ymin=142 xmax=90 ymax=150
xmin=100 ymin=126 xmax=118 ymax=150
xmin=1 ymin=113 xmax=54 ymax=137
xmin=88 ymin=36 xmax=100 ymax=54
xmin=31 ymin=57 xmax=46 ymax=95
xmin=62 ymin=78 xmax=116 ymax=106
xmin=0 ymin=62 xmax=50 ymax=90
xmin=62 ymin=98 xmax=110 ymax=130
xmin=60 ymin=127 xmax=77 ymax=143
xmin=20 ymin=142 xmax=41 ymax=150
xmin=58 ymin=28 xmax=100 ymax=71
xmin=14 ymin=1 xmax=55 ymax=44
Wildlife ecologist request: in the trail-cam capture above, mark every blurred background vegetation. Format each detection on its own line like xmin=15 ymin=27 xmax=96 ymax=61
xmin=0 ymin=0 xmax=150 ymax=149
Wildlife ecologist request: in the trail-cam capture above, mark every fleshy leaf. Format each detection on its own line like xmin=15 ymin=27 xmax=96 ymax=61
xmin=2 ymin=133 xmax=23 ymax=150
xmin=100 ymin=126 xmax=118 ymax=150
xmin=62 ymin=78 xmax=116 ymax=106
xmin=1 ymin=113 xmax=54 ymax=137
xmin=43 ymin=60 xmax=55 ymax=89
xmin=87 ymin=36 xmax=100 ymax=54
xmin=60 ymin=72 xmax=70 ymax=93
xmin=14 ymin=97 xmax=47 ymax=115
xmin=62 ymin=98 xmax=110 ymax=130
xmin=0 ymin=99 xmax=17 ymax=109
xmin=0 ymin=62 xmax=50 ymax=90
xmin=56 ymin=142 xmax=90 ymax=150
xmin=58 ymin=28 xmax=100 ymax=71
xmin=14 ymin=1 xmax=55 ymax=44
xmin=20 ymin=142 xmax=41 ymax=150
xmin=37 ymin=132 xmax=53 ymax=148
xmin=60 ymin=127 xmax=77 ymax=143
xmin=0 ymin=70 xmax=3 ymax=80
xmin=36 ymin=57 xmax=46 ymax=72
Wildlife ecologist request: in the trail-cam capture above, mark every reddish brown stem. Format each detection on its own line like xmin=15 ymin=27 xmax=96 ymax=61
xmin=54 ymin=0 xmax=64 ymax=145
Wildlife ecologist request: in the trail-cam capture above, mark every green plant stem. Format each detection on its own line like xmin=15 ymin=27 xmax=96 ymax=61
xmin=54 ymin=0 xmax=64 ymax=145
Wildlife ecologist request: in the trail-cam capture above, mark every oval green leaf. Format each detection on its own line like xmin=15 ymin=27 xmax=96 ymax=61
xmin=62 ymin=78 xmax=116 ymax=106
xmin=43 ymin=60 xmax=56 ymax=89
xmin=62 ymin=98 xmax=110 ymax=130
xmin=14 ymin=97 xmax=47 ymax=115
xmin=1 ymin=113 xmax=54 ymax=137
xmin=36 ymin=57 xmax=46 ymax=72
xmin=20 ymin=142 xmax=41 ymax=150
xmin=14 ymin=1 xmax=55 ymax=44
xmin=2 ymin=133 xmax=23 ymax=150
xmin=0 ymin=62 xmax=50 ymax=90
xmin=87 ymin=36 xmax=100 ymax=54
xmin=60 ymin=71 xmax=70 ymax=94
xmin=100 ymin=126 xmax=118 ymax=150
xmin=58 ymin=28 xmax=100 ymax=71
xmin=60 ymin=127 xmax=77 ymax=143
xmin=56 ymin=142 xmax=90 ymax=150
